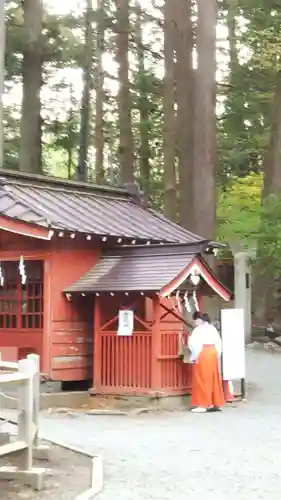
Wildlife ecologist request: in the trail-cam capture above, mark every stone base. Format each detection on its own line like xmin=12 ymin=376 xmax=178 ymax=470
xmin=1 ymin=390 xmax=191 ymax=413
xmin=0 ymin=466 xmax=46 ymax=490
xmin=40 ymin=381 xmax=62 ymax=394
xmin=88 ymin=393 xmax=191 ymax=412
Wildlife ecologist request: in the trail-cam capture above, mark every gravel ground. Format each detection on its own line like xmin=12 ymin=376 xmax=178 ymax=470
xmin=0 ymin=444 xmax=91 ymax=500
xmin=2 ymin=348 xmax=281 ymax=500
xmin=38 ymin=349 xmax=281 ymax=500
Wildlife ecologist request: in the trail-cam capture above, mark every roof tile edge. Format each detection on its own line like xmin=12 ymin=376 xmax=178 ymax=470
xmin=0 ymin=169 xmax=129 ymax=197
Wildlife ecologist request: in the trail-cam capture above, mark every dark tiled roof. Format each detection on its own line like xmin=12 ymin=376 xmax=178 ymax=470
xmin=64 ymin=242 xmax=207 ymax=293
xmin=0 ymin=170 xmax=206 ymax=244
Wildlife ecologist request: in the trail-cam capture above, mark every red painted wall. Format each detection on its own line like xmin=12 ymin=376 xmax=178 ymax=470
xmin=49 ymin=241 xmax=99 ymax=381
xmin=0 ymin=232 xmax=100 ymax=382
xmin=0 ymin=231 xmax=48 ymax=251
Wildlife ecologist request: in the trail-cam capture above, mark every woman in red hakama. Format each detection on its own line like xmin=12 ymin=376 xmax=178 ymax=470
xmin=188 ymin=312 xmax=224 ymax=413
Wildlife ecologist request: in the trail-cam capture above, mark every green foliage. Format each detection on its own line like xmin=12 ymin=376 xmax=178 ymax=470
xmin=259 ymin=194 xmax=281 ymax=278
xmin=217 ymin=175 xmax=281 ymax=280
xmin=218 ymin=0 xmax=281 ymax=182
xmin=217 ymin=173 xmax=262 ymax=246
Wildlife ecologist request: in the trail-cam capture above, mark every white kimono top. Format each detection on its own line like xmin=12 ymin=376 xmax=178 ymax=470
xmin=188 ymin=322 xmax=222 ymax=362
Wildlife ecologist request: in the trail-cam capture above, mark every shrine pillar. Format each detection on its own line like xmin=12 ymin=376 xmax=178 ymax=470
xmin=93 ymin=296 xmax=101 ymax=393
xmin=151 ymin=294 xmax=161 ymax=393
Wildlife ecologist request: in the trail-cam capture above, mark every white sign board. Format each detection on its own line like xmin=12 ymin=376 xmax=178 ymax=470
xmin=117 ymin=309 xmax=134 ymax=336
xmin=221 ymin=308 xmax=245 ymax=381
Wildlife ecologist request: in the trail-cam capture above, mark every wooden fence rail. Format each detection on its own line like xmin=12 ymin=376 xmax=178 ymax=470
xmin=0 ymin=354 xmax=46 ymax=490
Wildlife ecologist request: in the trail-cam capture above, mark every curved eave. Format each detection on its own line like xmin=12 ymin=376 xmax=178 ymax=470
xmin=160 ymin=256 xmax=231 ymax=302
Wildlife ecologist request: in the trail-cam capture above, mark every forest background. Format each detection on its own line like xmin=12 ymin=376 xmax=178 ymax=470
xmin=2 ymin=0 xmax=281 ymax=323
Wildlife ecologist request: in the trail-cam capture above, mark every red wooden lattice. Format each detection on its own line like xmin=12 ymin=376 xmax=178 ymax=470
xmin=97 ymin=297 xmax=193 ymax=395
xmin=101 ymin=332 xmax=152 ymax=389
xmin=160 ymin=331 xmax=191 ymax=390
xmin=0 ymin=261 xmax=43 ymax=330
xmin=21 ymin=281 xmax=43 ymax=329
xmin=100 ymin=310 xmax=152 ymax=391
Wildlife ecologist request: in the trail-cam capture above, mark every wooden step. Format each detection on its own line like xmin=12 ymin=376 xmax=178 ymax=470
xmin=0 ymin=440 xmax=27 ymax=457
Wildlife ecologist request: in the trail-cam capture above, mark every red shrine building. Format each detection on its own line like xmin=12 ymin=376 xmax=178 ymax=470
xmin=0 ymin=170 xmax=231 ymax=396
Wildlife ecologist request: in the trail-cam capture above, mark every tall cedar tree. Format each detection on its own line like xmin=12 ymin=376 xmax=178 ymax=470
xmin=163 ymin=0 xmax=177 ymax=221
xmin=192 ymin=0 xmax=217 ymax=238
xmin=116 ymin=0 xmax=134 ymax=184
xmin=253 ymin=71 xmax=281 ymax=324
xmin=19 ymin=0 xmax=43 ymax=174
xmin=77 ymin=0 xmax=93 ymax=181
xmin=135 ymin=1 xmax=150 ymax=194
xmin=95 ymin=0 xmax=105 ymax=184
xmin=174 ymin=0 xmax=194 ymax=230
xmin=0 ymin=0 xmax=5 ymax=169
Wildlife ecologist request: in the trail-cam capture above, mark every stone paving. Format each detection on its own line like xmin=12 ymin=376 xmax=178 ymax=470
xmin=3 ymin=348 xmax=281 ymax=499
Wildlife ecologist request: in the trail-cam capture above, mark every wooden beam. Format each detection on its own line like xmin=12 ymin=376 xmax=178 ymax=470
xmin=151 ymin=295 xmax=161 ymax=391
xmin=0 ymin=361 xmax=19 ymax=371
xmin=0 ymin=372 xmax=30 ymax=384
xmin=0 ymin=441 xmax=27 ymax=457
xmin=42 ymin=259 xmax=52 ymax=376
xmin=0 ymin=216 xmax=52 ymax=240
xmin=160 ymin=303 xmax=193 ymax=329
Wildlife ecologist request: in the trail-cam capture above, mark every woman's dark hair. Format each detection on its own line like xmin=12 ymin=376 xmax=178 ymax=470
xmin=192 ymin=311 xmax=211 ymax=323
xmin=192 ymin=311 xmax=204 ymax=321
xmin=202 ymin=313 xmax=211 ymax=323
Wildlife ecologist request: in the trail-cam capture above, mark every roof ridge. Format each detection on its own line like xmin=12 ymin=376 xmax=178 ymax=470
xmin=0 ymin=169 xmax=130 ymax=197
xmin=8 ymin=181 xmax=133 ymax=202
xmin=102 ymin=245 xmax=207 ymax=259
xmin=101 ymin=252 xmax=201 ymax=259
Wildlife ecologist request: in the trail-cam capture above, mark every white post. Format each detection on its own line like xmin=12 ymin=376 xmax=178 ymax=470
xmin=18 ymin=358 xmax=35 ymax=470
xmin=27 ymin=354 xmax=40 ymax=449
xmin=233 ymin=251 xmax=253 ymax=345
xmin=0 ymin=350 xmax=10 ymax=445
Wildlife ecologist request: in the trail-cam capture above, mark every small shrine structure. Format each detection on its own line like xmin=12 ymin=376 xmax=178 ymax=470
xmin=0 ymin=169 xmax=231 ymax=396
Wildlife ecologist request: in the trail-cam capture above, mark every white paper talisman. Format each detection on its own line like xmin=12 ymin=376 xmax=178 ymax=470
xmin=117 ymin=309 xmax=134 ymax=336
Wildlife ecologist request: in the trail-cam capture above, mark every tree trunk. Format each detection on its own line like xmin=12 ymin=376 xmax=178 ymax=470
xmin=77 ymin=0 xmax=93 ymax=182
xmin=174 ymin=0 xmax=194 ymax=230
xmin=225 ymin=0 xmax=245 ymax=137
xmin=163 ymin=0 xmax=177 ymax=221
xmin=227 ymin=0 xmax=239 ymax=75
xmin=19 ymin=0 xmax=43 ymax=174
xmin=115 ymin=0 xmax=134 ymax=184
xmin=67 ymin=146 xmax=73 ymax=180
xmin=192 ymin=0 xmax=217 ymax=238
xmin=0 ymin=0 xmax=5 ymax=169
xmin=253 ymin=71 xmax=281 ymax=325
xmin=95 ymin=0 xmax=105 ymax=184
xmin=263 ymin=72 xmax=281 ymax=198
xmin=135 ymin=1 xmax=150 ymax=194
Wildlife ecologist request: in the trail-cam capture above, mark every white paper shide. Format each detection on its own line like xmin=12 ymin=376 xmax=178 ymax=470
xmin=117 ymin=309 xmax=134 ymax=336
